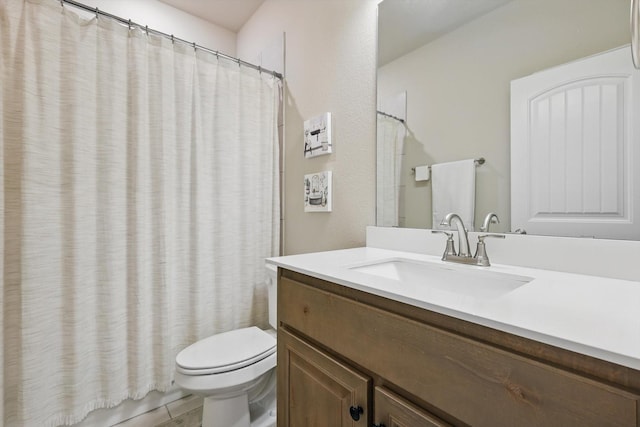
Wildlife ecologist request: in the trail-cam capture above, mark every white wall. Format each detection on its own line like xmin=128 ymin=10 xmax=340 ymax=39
xmin=66 ymin=0 xmax=236 ymax=56
xmin=238 ymin=0 xmax=379 ymax=255
xmin=378 ymin=0 xmax=629 ymax=231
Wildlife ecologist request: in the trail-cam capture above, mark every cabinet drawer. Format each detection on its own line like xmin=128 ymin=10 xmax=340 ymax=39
xmin=279 ymin=275 xmax=640 ymax=427
xmin=374 ymin=387 xmax=451 ymax=427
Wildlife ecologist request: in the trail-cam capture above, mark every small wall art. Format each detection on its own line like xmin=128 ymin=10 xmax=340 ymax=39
xmin=303 ymin=112 xmax=332 ymax=158
xmin=304 ymin=171 xmax=332 ymax=212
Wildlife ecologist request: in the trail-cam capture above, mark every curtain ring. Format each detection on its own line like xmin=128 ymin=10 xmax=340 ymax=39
xmin=258 ymin=66 xmax=262 ymax=75
xmin=127 ymin=19 xmax=132 ymax=30
xmin=171 ymin=34 xmax=174 ymax=44
xmin=193 ymin=42 xmax=197 ymax=52
xmin=60 ymin=0 xmax=64 ymax=8
xmin=94 ymin=7 xmax=99 ymax=19
xmin=145 ymin=25 xmax=149 ymax=35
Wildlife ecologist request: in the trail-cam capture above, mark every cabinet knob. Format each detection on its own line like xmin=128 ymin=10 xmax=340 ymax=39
xmin=349 ymin=405 xmax=363 ymax=421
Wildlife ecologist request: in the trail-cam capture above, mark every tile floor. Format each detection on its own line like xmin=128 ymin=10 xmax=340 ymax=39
xmin=113 ymin=394 xmax=203 ymax=427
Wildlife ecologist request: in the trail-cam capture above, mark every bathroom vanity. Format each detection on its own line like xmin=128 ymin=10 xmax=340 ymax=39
xmin=268 ymin=240 xmax=640 ymax=426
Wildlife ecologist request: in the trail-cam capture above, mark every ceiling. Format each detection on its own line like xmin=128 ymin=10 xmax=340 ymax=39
xmin=157 ymin=0 xmax=513 ymax=62
xmin=378 ymin=0 xmax=513 ymax=66
xmin=158 ymin=0 xmax=265 ymax=32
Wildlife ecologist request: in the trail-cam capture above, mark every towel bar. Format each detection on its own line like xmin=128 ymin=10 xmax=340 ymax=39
xmin=411 ymin=157 xmax=484 ymax=174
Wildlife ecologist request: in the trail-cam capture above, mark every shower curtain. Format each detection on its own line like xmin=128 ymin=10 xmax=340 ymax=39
xmin=376 ymin=114 xmax=405 ymax=227
xmin=0 ymin=0 xmax=280 ymax=426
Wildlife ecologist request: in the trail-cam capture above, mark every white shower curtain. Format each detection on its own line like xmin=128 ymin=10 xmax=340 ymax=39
xmin=0 ymin=1 xmax=280 ymax=426
xmin=376 ymin=114 xmax=405 ymax=227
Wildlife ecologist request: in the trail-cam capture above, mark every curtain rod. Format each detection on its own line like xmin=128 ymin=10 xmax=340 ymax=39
xmin=59 ymin=0 xmax=283 ymax=80
xmin=377 ymin=110 xmax=405 ymax=124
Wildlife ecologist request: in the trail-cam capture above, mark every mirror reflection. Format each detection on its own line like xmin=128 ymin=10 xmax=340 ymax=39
xmin=376 ymin=0 xmax=629 ymax=236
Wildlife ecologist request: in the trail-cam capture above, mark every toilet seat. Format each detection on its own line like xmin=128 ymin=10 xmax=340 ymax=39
xmin=176 ymin=326 xmax=276 ymax=375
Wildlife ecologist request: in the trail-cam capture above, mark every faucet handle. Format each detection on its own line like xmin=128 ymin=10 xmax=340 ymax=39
xmin=474 ymin=234 xmax=505 ymax=266
xmin=477 ymin=233 xmax=505 ymax=242
xmin=431 ymin=230 xmax=453 ymax=238
xmin=432 ymin=230 xmax=457 ymax=259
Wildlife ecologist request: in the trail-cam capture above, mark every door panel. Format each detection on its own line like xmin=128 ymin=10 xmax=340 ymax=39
xmin=511 ymin=46 xmax=640 ymax=239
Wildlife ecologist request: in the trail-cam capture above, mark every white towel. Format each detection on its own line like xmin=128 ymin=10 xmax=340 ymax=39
xmin=431 ymin=159 xmax=476 ymax=231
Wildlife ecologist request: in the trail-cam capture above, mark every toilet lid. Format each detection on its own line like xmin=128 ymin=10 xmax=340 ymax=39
xmin=176 ymin=326 xmax=276 ymax=375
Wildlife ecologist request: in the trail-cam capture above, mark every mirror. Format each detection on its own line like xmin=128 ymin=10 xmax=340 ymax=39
xmin=377 ymin=0 xmax=630 ymax=235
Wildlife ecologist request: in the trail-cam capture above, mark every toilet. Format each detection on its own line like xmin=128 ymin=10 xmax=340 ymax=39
xmin=174 ymin=264 xmax=278 ymax=427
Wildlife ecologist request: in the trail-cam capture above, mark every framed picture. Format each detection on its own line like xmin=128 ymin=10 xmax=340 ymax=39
xmin=303 ymin=112 xmax=332 ymax=158
xmin=304 ymin=171 xmax=332 ymax=212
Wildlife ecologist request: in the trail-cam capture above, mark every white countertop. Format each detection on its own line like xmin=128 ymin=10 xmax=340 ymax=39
xmin=267 ymin=247 xmax=640 ymax=371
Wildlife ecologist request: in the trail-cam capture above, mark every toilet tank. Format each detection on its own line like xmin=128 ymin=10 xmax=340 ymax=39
xmin=266 ymin=263 xmax=277 ymax=329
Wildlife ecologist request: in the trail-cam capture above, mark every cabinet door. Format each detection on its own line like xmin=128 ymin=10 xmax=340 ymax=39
xmin=278 ymin=329 xmax=370 ymax=427
xmin=374 ymin=387 xmax=450 ymax=427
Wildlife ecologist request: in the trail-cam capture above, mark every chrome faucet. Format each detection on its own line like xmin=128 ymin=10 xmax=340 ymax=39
xmin=440 ymin=213 xmax=471 ymax=257
xmin=480 ymin=212 xmax=500 ymax=232
xmin=433 ymin=212 xmax=505 ymax=267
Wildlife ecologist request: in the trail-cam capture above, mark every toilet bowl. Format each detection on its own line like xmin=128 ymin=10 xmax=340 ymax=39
xmin=174 ymin=264 xmax=278 ymax=427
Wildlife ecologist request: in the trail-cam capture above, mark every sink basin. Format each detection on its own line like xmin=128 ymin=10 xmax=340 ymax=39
xmin=349 ymin=258 xmax=533 ymax=299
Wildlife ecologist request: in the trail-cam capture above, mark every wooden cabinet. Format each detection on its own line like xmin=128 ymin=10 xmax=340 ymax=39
xmin=277 ymin=268 xmax=640 ymax=427
xmin=279 ymin=329 xmax=370 ymax=426
xmin=278 ymin=323 xmax=445 ymax=427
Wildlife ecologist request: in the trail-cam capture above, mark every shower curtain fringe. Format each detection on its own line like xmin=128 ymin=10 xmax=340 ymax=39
xmin=46 ymin=383 xmax=168 ymax=427
xmin=59 ymin=0 xmax=284 ymax=80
